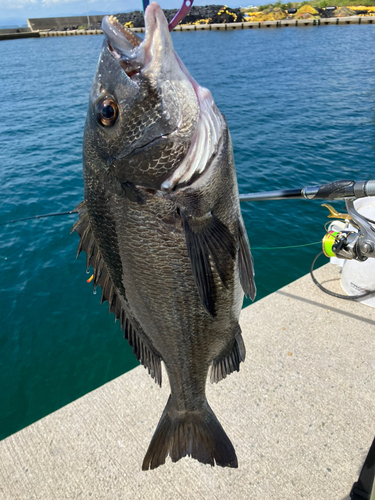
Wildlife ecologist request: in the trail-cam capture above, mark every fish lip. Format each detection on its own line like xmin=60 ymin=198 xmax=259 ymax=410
xmin=101 ymin=3 xmax=167 ymax=73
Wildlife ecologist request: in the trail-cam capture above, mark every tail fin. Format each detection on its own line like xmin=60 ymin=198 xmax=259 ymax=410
xmin=142 ymin=396 xmax=238 ymax=470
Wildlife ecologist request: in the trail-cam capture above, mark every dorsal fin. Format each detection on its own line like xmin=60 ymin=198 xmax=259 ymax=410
xmin=71 ymin=201 xmax=162 ymax=386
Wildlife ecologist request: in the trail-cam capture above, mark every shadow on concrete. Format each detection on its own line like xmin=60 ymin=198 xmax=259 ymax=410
xmin=277 ymin=290 xmax=375 ymax=326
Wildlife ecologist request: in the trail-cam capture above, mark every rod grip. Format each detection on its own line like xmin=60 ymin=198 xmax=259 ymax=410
xmin=312 ymin=180 xmax=355 ymax=200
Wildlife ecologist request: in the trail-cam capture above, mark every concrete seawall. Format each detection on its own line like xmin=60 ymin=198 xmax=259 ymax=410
xmin=34 ymin=16 xmax=375 ymax=36
xmin=1 ymin=16 xmax=374 ymax=41
xmin=0 ymin=31 xmax=40 ymax=41
xmin=0 ymin=263 xmax=374 ymax=499
xmin=27 ymin=15 xmax=105 ymax=31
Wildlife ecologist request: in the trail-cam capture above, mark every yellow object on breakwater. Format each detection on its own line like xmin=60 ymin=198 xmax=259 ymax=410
xmin=348 ymin=5 xmax=375 ymax=10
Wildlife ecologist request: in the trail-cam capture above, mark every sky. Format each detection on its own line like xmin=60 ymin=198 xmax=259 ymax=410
xmin=0 ymin=0 xmax=263 ymax=25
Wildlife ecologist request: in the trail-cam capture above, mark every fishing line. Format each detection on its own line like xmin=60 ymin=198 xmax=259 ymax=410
xmin=0 ymin=212 xmax=325 ymax=252
xmin=3 ymin=211 xmax=375 ymax=301
xmin=0 ymin=211 xmax=76 ymax=226
xmin=1 ymin=212 xmax=322 ymax=252
xmin=252 ymin=241 xmax=321 ymax=250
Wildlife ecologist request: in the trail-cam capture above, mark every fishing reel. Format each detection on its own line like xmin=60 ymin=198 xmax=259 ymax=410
xmin=240 ymin=179 xmax=375 ymax=262
xmin=322 ymin=199 xmax=375 ymax=261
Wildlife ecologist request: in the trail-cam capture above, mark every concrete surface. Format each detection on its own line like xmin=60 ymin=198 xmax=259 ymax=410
xmin=27 ymin=16 xmax=104 ymax=32
xmin=0 ymin=264 xmax=374 ymax=499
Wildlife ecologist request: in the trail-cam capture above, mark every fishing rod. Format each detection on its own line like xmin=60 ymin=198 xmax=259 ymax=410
xmin=239 ymin=179 xmax=375 ymax=202
xmin=241 ymin=179 xmax=375 ymax=262
xmin=0 ymin=210 xmax=76 ymax=226
xmin=3 ymin=179 xmax=375 ymax=262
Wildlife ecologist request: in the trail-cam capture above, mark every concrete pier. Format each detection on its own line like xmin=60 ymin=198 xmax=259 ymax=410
xmin=36 ymin=17 xmax=375 ymax=38
xmin=1 ymin=15 xmax=375 ymax=42
xmin=0 ymin=263 xmax=374 ymax=499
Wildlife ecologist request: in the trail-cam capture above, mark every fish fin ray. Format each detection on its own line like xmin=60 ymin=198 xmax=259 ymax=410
xmin=71 ymin=201 xmax=162 ymax=386
xmin=70 ymin=201 xmax=88 ymax=236
xmin=237 ymin=217 xmax=256 ymax=301
xmin=125 ymin=321 xmax=162 ymax=387
xmin=181 ymin=211 xmax=236 ymax=317
xmin=142 ymin=396 xmax=238 ymax=470
xmin=210 ymin=328 xmax=246 ymax=384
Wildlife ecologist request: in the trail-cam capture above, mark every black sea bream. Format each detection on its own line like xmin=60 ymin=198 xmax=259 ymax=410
xmin=72 ymin=2 xmax=256 ymax=470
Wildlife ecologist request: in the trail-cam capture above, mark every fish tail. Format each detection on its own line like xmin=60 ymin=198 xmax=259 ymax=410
xmin=142 ymin=396 xmax=238 ymax=470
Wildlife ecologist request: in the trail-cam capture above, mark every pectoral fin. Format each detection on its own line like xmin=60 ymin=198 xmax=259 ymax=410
xmin=180 ymin=210 xmax=236 ymax=317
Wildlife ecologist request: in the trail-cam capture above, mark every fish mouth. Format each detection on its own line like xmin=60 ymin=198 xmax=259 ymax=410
xmin=102 ymin=3 xmax=167 ymax=78
xmin=102 ymin=3 xmax=223 ymax=192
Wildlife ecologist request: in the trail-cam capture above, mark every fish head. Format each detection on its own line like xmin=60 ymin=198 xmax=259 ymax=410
xmin=84 ymin=2 xmax=200 ymax=190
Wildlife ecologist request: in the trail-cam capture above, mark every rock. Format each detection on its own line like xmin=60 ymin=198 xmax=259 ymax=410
xmin=114 ymin=6 xmax=244 ymax=27
xmin=56 ymin=5 xmax=252 ymax=31
xmin=210 ymin=6 xmax=244 ymax=23
xmin=115 ymin=11 xmax=146 ymax=28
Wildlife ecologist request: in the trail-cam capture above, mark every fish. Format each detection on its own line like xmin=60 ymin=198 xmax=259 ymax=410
xmin=71 ymin=2 xmax=256 ymax=470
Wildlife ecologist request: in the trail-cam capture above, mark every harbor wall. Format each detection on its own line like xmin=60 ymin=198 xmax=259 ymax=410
xmin=37 ymin=16 xmax=375 ymax=38
xmin=27 ymin=15 xmax=104 ymax=31
xmin=0 ymin=16 xmax=374 ymax=41
xmin=0 ymin=30 xmax=39 ymax=40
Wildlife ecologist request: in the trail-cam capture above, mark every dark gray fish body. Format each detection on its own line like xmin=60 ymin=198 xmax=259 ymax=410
xmin=73 ymin=2 xmax=255 ymax=470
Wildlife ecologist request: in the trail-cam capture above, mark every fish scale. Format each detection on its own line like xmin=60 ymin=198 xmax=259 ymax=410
xmin=73 ymin=1 xmax=255 ymax=470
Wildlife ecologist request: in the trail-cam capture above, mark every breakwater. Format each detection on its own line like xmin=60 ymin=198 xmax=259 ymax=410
xmin=1 ymin=16 xmax=374 ymax=41
xmin=38 ymin=16 xmax=373 ymax=35
xmin=27 ymin=15 xmax=105 ymax=31
xmin=34 ymin=16 xmax=375 ymax=37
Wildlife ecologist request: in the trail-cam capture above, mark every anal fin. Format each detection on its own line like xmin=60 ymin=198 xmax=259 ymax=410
xmin=210 ymin=328 xmax=246 ymax=384
xmin=71 ymin=201 xmax=162 ymax=386
xmin=121 ymin=313 xmax=162 ymax=386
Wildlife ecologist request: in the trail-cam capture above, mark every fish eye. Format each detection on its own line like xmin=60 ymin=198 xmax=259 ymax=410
xmin=96 ymin=97 xmax=118 ymax=127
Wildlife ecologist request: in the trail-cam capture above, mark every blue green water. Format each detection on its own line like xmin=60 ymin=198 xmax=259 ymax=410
xmin=1 ymin=25 xmax=374 ymax=441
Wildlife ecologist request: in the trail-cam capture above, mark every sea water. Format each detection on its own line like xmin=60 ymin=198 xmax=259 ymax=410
xmin=1 ymin=25 xmax=374 ymax=440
